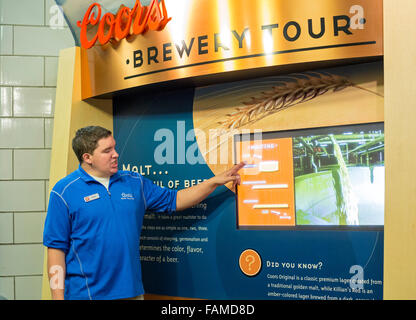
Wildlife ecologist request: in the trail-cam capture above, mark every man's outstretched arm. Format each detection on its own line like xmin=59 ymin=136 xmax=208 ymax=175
xmin=176 ymin=162 xmax=245 ymax=211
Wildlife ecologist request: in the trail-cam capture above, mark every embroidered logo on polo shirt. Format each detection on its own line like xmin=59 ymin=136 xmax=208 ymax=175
xmin=84 ymin=193 xmax=100 ymax=202
xmin=121 ymin=192 xmax=134 ymax=200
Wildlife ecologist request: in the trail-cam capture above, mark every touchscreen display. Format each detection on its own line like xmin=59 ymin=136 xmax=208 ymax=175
xmin=234 ymin=122 xmax=384 ymax=230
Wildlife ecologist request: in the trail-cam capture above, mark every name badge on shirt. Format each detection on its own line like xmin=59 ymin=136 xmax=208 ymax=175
xmin=84 ymin=193 xmax=100 ymax=202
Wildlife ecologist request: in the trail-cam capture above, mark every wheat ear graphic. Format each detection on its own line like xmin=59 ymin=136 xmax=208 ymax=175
xmin=217 ymin=72 xmax=383 ymax=130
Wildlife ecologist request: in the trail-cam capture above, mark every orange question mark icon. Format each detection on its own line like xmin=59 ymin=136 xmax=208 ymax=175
xmin=246 ymin=255 xmax=255 ymax=270
xmin=239 ymin=249 xmax=261 ymax=276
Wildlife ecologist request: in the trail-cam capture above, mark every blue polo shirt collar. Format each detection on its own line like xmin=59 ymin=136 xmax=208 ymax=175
xmin=77 ymin=165 xmax=122 ymax=184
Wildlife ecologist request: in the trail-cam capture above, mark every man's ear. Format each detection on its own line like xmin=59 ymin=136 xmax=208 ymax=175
xmin=82 ymin=153 xmax=92 ymax=164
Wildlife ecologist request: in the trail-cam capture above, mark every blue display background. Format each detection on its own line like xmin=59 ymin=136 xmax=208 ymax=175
xmin=113 ymin=84 xmax=383 ymax=300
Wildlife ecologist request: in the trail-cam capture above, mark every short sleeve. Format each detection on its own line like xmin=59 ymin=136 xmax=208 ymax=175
xmin=43 ymin=191 xmax=71 ymax=254
xmin=141 ymin=176 xmax=177 ymax=213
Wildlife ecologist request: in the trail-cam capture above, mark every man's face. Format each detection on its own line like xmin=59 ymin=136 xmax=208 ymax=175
xmin=83 ymin=135 xmax=119 ymax=178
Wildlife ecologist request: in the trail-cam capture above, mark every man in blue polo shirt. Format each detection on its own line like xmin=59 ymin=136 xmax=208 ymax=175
xmin=43 ymin=126 xmax=244 ymax=300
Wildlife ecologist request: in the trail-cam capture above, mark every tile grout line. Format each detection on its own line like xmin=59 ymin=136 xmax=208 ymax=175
xmin=12 ymin=211 xmax=15 ymax=245
xmin=11 ymin=144 xmax=14 ymax=180
xmin=12 ymin=25 xmax=14 ymax=56
xmin=0 ymin=242 xmax=44 ymax=246
xmin=0 ymin=24 xmax=69 ymax=28
xmin=43 ymin=57 xmax=46 ymax=87
xmin=0 ymin=54 xmax=59 ymax=58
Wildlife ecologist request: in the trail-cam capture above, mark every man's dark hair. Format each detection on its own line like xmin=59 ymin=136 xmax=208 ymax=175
xmin=72 ymin=126 xmax=112 ymax=163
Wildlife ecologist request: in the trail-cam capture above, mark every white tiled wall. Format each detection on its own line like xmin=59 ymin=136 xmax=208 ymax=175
xmin=13 ymin=87 xmax=56 ymax=117
xmin=0 ymin=0 xmax=45 ymax=25
xmin=0 ymin=56 xmax=44 ymax=86
xmin=0 ymin=0 xmax=74 ymax=300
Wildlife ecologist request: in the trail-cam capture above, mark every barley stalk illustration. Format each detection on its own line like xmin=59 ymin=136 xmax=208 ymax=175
xmin=217 ymin=72 xmax=383 ymax=130
xmin=200 ymin=72 xmax=383 ymax=160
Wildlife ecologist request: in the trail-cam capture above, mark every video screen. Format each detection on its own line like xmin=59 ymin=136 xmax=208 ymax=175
xmin=234 ymin=122 xmax=384 ymax=230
